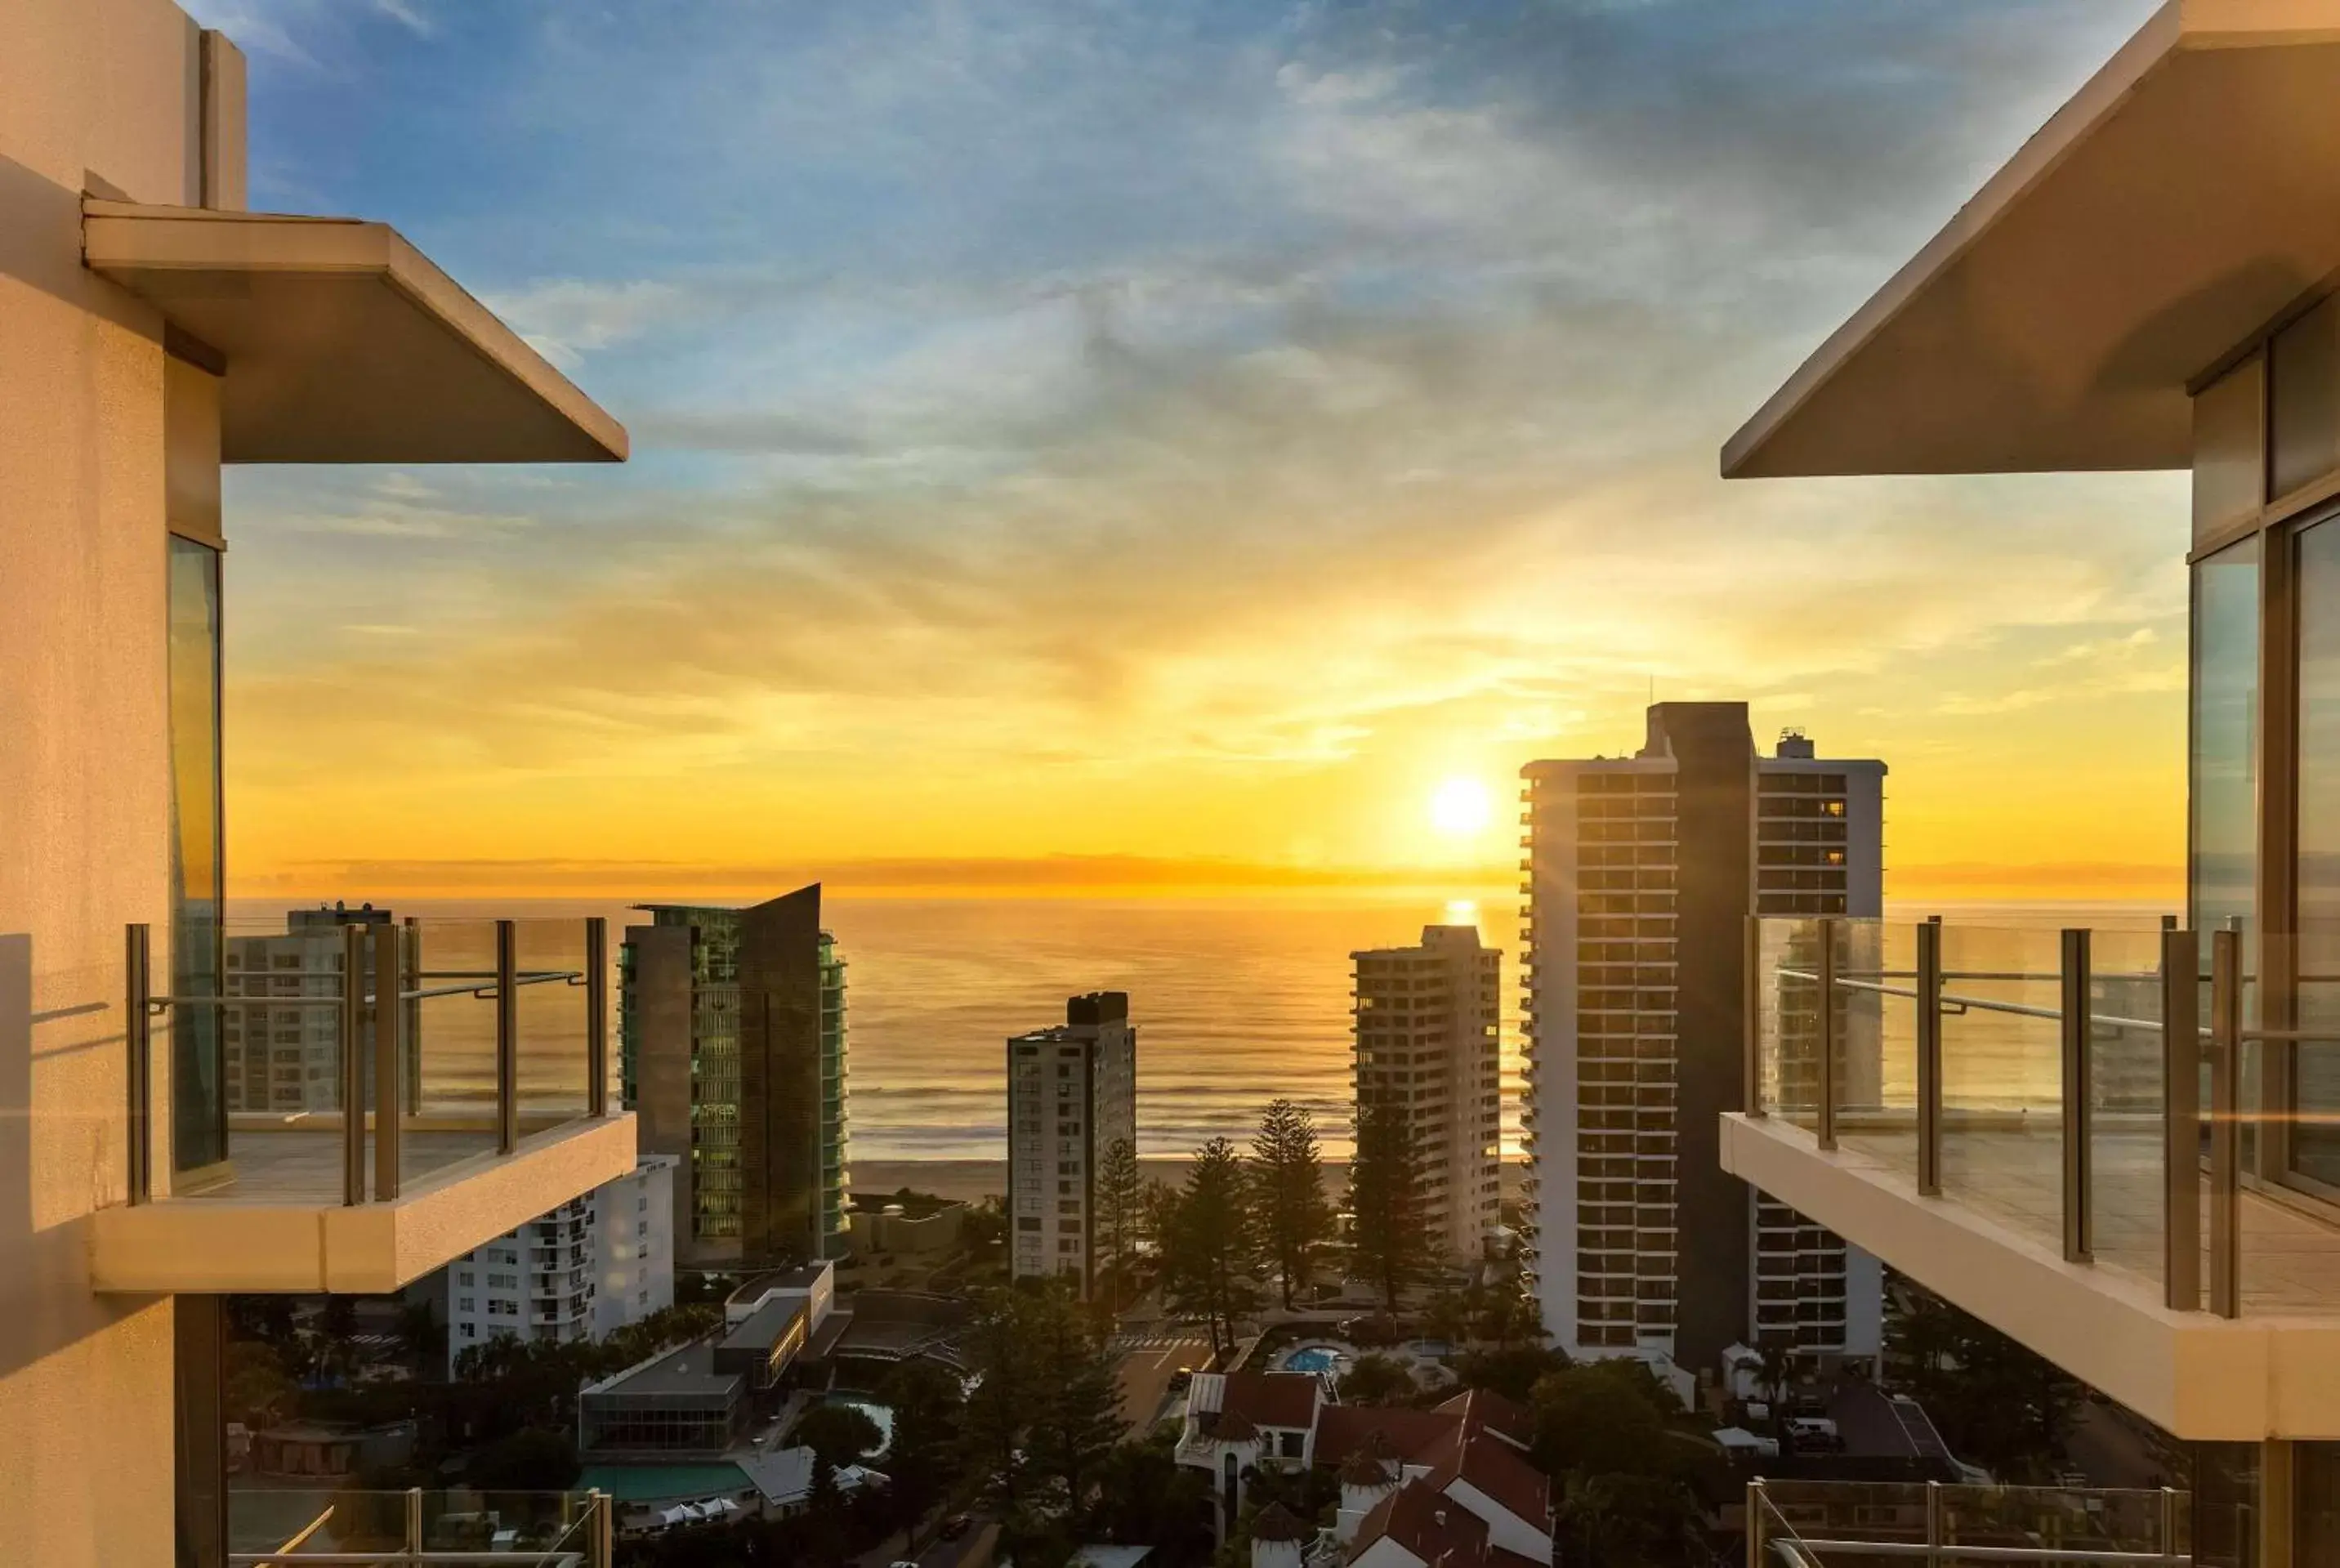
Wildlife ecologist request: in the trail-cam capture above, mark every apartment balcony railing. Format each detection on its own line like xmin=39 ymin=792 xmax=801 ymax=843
xmin=99 ymin=916 xmax=636 ymax=1293
xmin=1741 ymin=915 xmax=2340 ymax=1321
xmin=228 ymin=1487 xmax=611 ymax=1566
xmin=133 ymin=916 xmax=610 ymax=1205
xmin=1746 ymin=1478 xmax=2188 ymax=1566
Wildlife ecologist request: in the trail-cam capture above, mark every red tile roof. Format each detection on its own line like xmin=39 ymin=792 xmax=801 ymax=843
xmin=1221 ymin=1369 xmax=1322 ymax=1432
xmin=1425 ymin=1434 xmax=1551 ymax=1534
xmin=1432 ymin=1388 xmax=1533 ymax=1449
xmin=1315 ymin=1405 xmax=1467 ymax=1468
xmin=1351 ymin=1479 xmax=1494 ymax=1568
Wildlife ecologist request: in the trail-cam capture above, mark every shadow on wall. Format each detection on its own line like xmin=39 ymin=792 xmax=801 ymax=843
xmin=0 ymin=931 xmax=156 ymax=1383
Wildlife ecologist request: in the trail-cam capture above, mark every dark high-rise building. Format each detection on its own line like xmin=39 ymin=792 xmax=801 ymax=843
xmin=1521 ymin=704 xmax=1886 ymax=1382
xmin=622 ymin=886 xmax=848 ymax=1266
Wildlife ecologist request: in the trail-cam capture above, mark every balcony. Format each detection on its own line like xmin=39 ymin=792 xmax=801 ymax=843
xmin=95 ymin=916 xmax=636 ymax=1293
xmin=228 ymin=1487 xmax=612 ymax=1566
xmin=1724 ymin=916 xmax=2340 ymax=1440
xmin=1747 ymin=1479 xmax=2186 ymax=1566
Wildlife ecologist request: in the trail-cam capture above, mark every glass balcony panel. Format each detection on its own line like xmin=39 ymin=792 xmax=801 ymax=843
xmin=404 ymin=918 xmax=507 ymax=1191
xmin=517 ymin=918 xmax=593 ymax=1132
xmin=1937 ymin=924 xmax=2065 ymax=1256
xmin=227 ymin=1489 xmax=610 ymax=1564
xmin=2088 ymin=927 xmax=2168 ymax=1293
xmin=210 ymin=910 xmax=355 ymax=1204
xmin=1759 ymin=917 xmax=1824 ymax=1131
xmin=1940 ymin=1485 xmax=2182 ymax=1556
xmin=1837 ymin=920 xmax=1918 ymax=1185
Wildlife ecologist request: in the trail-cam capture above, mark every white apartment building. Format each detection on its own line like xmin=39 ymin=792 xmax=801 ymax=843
xmin=1351 ymin=924 xmax=1503 ymax=1260
xmin=1008 ymin=992 xmax=1138 ymax=1296
xmin=0 ymin=6 xmax=632 ymax=1560
xmin=1521 ymin=707 xmax=1886 ymax=1380
xmin=444 ymin=1155 xmax=677 ymax=1374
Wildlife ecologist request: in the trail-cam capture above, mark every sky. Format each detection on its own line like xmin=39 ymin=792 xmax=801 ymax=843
xmin=191 ymin=0 xmax=2190 ymax=902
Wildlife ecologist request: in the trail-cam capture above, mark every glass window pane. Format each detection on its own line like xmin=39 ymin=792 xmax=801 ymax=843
xmin=2295 ymin=516 xmax=2340 ymax=1182
xmin=169 ymin=535 xmax=226 ymax=1176
xmin=2195 ymin=354 xmax=2264 ymax=545
xmin=2192 ymin=536 xmax=2260 ymax=941
xmin=2274 ymin=293 xmax=2340 ymax=500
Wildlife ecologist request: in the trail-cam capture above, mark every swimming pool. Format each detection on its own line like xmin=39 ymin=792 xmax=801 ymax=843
xmin=1280 ymin=1346 xmax=1342 ymax=1374
xmin=818 ymin=1393 xmax=895 ymax=1459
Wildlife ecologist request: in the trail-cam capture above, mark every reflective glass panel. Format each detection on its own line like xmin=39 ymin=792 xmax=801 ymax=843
xmin=2294 ymin=516 xmax=2340 ymax=1182
xmin=2192 ymin=537 xmax=2260 ymax=940
xmin=169 ymin=535 xmax=226 ymax=1175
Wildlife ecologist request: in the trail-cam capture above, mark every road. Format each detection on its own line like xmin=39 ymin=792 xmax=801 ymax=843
xmin=1112 ymin=1328 xmax=1212 ymax=1430
xmin=859 ymin=1519 xmax=995 ymax=1568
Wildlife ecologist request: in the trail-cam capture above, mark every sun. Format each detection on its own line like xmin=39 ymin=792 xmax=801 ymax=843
xmin=1427 ymin=775 xmax=1494 ymax=838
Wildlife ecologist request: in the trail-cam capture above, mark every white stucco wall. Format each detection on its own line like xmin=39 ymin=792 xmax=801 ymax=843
xmin=0 ymin=2 xmax=226 ymax=1561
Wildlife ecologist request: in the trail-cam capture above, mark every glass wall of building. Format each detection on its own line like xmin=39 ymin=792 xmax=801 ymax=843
xmin=167 ymin=535 xmax=226 ymax=1177
xmin=2192 ymin=535 xmax=2261 ymax=945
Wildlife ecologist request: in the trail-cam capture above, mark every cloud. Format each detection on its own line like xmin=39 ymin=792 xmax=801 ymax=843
xmin=482 ymin=279 xmax=685 ymax=371
xmin=212 ymin=0 xmax=2188 ymax=889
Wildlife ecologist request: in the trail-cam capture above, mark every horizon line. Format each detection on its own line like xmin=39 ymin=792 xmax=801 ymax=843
xmin=229 ymin=851 xmax=2185 ymax=902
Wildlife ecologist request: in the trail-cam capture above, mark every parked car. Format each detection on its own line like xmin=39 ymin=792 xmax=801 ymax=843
xmin=939 ymin=1515 xmax=973 ymax=1541
xmin=1168 ymin=1367 xmax=1194 ymax=1392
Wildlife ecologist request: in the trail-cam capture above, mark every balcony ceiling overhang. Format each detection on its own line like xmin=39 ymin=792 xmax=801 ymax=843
xmin=83 ymin=200 xmax=628 ymax=464
xmin=1722 ymin=0 xmax=2340 ymax=480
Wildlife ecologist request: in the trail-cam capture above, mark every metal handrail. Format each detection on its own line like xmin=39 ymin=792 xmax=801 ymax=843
xmin=125 ymin=918 xmax=611 ymax=1207
xmin=1747 ymin=1479 xmax=2190 ymax=1566
xmin=146 ymin=969 xmax=583 ymax=1011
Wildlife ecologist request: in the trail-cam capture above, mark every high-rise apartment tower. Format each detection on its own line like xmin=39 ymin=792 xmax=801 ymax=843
xmin=1008 ymin=992 xmax=1138 ymax=1296
xmin=1521 ymin=705 xmax=1886 ymax=1378
xmin=622 ymin=887 xmax=850 ymax=1266
xmin=1351 ymin=924 xmax=1503 ymax=1260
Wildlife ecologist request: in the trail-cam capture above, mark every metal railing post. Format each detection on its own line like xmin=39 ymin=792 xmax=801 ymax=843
xmin=125 ymin=923 xmax=151 ymax=1204
xmin=405 ymin=1487 xmax=423 ymax=1556
xmin=1918 ymin=917 xmax=1943 ymax=1196
xmin=2063 ymin=927 xmax=2093 ymax=1264
xmin=342 ymin=922 xmax=366 ymax=1207
xmin=1746 ymin=1479 xmax=1765 ymax=1568
xmin=1745 ymin=916 xmax=1765 ymax=1119
xmin=401 ymin=916 xmax=421 ymax=1116
xmin=1817 ymin=918 xmax=1838 ymax=1150
xmin=2159 ymin=1485 xmax=2181 ymax=1564
xmin=587 ymin=917 xmax=609 ymax=1119
xmin=1925 ymin=1478 xmax=1944 ymax=1567
xmin=592 ymin=1490 xmax=614 ymax=1568
xmin=373 ymin=924 xmax=401 ymax=1202
xmin=497 ymin=919 xmax=518 ymax=1155
xmin=2163 ymin=928 xmax=2202 ymax=1311
xmin=2211 ymin=928 xmax=2242 ymax=1319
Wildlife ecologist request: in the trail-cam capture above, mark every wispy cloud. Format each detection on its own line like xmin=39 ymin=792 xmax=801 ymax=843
xmin=211 ymin=0 xmax=2186 ymax=893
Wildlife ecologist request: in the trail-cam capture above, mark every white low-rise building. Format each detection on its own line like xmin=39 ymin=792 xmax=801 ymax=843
xmin=444 ymin=1155 xmax=677 ymax=1373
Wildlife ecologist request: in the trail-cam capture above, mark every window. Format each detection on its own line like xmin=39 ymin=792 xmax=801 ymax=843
xmin=1018 ymin=1217 xmax=1041 ymax=1231
xmin=2193 ymin=536 xmax=2260 ymax=940
xmin=167 ymin=536 xmax=225 ymax=1176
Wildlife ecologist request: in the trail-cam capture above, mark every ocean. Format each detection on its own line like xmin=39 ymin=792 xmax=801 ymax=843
xmin=225 ymin=891 xmax=2177 ymax=1165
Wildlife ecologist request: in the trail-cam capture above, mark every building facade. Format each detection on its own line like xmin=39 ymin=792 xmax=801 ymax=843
xmin=1351 ymin=924 xmax=1503 ymax=1260
xmin=1715 ymin=8 xmax=2340 ymax=1559
xmin=442 ymin=1155 xmax=677 ymax=1374
xmin=622 ymin=888 xmax=849 ymax=1266
xmin=1008 ymin=992 xmax=1138 ymax=1294
xmin=1521 ymin=705 xmax=1886 ymax=1377
xmin=0 ymin=5 xmax=632 ymax=1561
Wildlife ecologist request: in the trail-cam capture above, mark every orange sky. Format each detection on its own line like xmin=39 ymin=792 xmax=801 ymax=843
xmin=209 ymin=0 xmax=2185 ymax=907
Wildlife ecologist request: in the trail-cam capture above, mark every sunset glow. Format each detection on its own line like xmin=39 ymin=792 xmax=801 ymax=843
xmin=1429 ymin=778 xmax=1496 ymax=841
xmin=202 ymin=0 xmax=2186 ymax=905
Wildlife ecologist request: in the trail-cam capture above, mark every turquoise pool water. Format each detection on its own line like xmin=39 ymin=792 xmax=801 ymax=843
xmin=1280 ymin=1347 xmax=1340 ymax=1374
